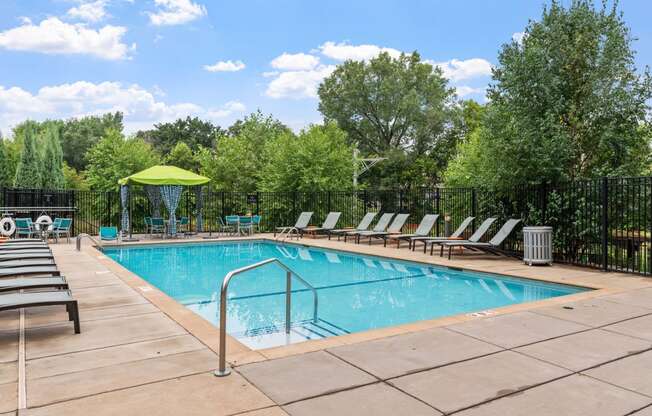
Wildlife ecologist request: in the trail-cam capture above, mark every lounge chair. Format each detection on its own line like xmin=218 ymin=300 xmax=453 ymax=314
xmin=357 ymin=213 xmax=409 ymax=244
xmin=328 ymin=213 xmax=377 ymax=240
xmin=421 ymin=217 xmax=494 ymax=255
xmin=411 ymin=216 xmax=476 ymax=252
xmin=300 ymin=212 xmax=341 ymax=237
xmin=345 ymin=213 xmax=394 ymax=243
xmin=0 ymin=252 xmax=54 ymax=261
xmin=100 ymin=226 xmax=120 ymax=243
xmin=1 ymin=238 xmax=44 ymax=244
xmin=0 ymin=249 xmax=52 ymax=257
xmin=384 ymin=214 xmax=439 ymax=248
xmin=0 ymin=259 xmax=55 ymax=268
xmin=439 ymin=219 xmax=522 ymax=259
xmin=0 ymin=244 xmax=48 ymax=251
xmin=0 ymin=276 xmax=68 ymax=292
xmin=0 ymin=290 xmax=80 ymax=333
xmin=0 ymin=265 xmax=60 ymax=277
xmin=275 ymin=212 xmax=313 ymax=239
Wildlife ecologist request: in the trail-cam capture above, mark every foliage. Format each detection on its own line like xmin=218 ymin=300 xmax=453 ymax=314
xmin=85 ymin=129 xmax=160 ymax=191
xmin=449 ymin=0 xmax=652 ymax=190
xmin=0 ymin=139 xmax=13 ymax=187
xmin=260 ymin=123 xmax=354 ymax=192
xmin=63 ymin=163 xmax=89 ymax=190
xmin=60 ymin=112 xmax=123 ymax=171
xmin=41 ymin=125 xmax=66 ymax=189
xmin=13 ymin=124 xmax=42 ymax=188
xmin=137 ymin=116 xmax=224 ymax=155
xmin=166 ymin=142 xmax=199 ymax=172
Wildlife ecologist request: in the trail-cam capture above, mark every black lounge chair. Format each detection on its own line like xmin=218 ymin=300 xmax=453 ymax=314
xmin=410 ymin=216 xmax=475 ymax=252
xmin=420 ymin=217 xmax=494 ymax=254
xmin=0 ymin=244 xmax=49 ymax=251
xmin=328 ymin=213 xmax=377 ymax=240
xmin=0 ymin=290 xmax=80 ymax=333
xmin=384 ymin=214 xmax=438 ymax=248
xmin=439 ymin=219 xmax=522 ymax=259
xmin=358 ymin=214 xmax=410 ymax=244
xmin=0 ymin=259 xmax=56 ymax=268
xmin=345 ymin=213 xmax=394 ymax=242
xmin=0 ymin=276 xmax=68 ymax=292
xmin=0 ymin=249 xmax=52 ymax=257
xmin=0 ymin=265 xmax=60 ymax=277
xmin=0 ymin=252 xmax=54 ymax=261
xmin=1 ymin=239 xmax=46 ymax=244
xmin=300 ymin=212 xmax=342 ymax=236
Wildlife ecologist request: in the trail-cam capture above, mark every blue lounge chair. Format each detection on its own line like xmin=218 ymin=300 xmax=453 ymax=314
xmin=100 ymin=226 xmax=120 ymax=243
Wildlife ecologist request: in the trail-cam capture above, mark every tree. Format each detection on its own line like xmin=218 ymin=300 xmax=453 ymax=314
xmin=41 ymin=126 xmax=66 ymax=189
xmin=14 ymin=125 xmax=42 ymax=188
xmin=166 ymin=142 xmax=199 ymax=172
xmin=60 ymin=112 xmax=123 ymax=171
xmin=260 ymin=123 xmax=354 ymax=191
xmin=0 ymin=139 xmax=13 ymax=187
xmin=318 ymin=51 xmax=459 ymax=187
xmin=137 ymin=117 xmax=225 ymax=155
xmin=85 ymin=129 xmax=160 ymax=191
xmin=63 ymin=163 xmax=89 ymax=190
xmin=452 ymin=0 xmax=652 ymax=190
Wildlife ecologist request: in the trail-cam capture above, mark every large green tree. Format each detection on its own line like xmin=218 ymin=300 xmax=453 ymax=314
xmin=85 ymin=129 xmax=160 ymax=191
xmin=0 ymin=139 xmax=13 ymax=187
xmin=13 ymin=125 xmax=42 ymax=188
xmin=137 ymin=116 xmax=225 ymax=155
xmin=260 ymin=123 xmax=354 ymax=191
xmin=166 ymin=142 xmax=199 ymax=172
xmin=41 ymin=126 xmax=66 ymax=189
xmin=60 ymin=112 xmax=123 ymax=171
xmin=448 ymin=0 xmax=652 ymax=189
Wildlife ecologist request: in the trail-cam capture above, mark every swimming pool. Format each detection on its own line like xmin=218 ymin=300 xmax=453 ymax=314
xmin=104 ymin=240 xmax=587 ymax=349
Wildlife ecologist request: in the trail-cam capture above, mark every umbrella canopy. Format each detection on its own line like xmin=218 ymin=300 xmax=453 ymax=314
xmin=119 ymin=165 xmax=210 ymax=186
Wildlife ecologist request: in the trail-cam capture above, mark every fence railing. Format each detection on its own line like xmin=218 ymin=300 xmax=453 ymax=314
xmin=1 ymin=176 xmax=650 ymax=276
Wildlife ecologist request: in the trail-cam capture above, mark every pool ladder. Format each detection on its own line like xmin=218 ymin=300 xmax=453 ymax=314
xmin=75 ymin=233 xmax=102 ymax=250
xmin=215 ymin=258 xmax=319 ymax=377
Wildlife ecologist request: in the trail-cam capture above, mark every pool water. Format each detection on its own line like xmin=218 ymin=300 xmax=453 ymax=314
xmin=104 ymin=241 xmax=587 ymax=349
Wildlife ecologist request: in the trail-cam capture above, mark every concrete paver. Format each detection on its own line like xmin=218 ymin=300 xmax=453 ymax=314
xmin=446 ymin=311 xmax=588 ymax=349
xmin=455 ymin=374 xmax=651 ymax=416
xmin=391 ymin=350 xmax=571 ymax=414
xmin=584 ymin=350 xmax=652 ymax=397
xmin=328 ymin=327 xmax=501 ymax=379
xmin=283 ymin=383 xmax=442 ymax=416
xmin=632 ymin=405 xmax=652 ymax=415
xmin=0 ymin=382 xmax=17 ymax=413
xmin=238 ymin=351 xmax=376 ymax=404
xmin=515 ymin=329 xmax=652 ymax=371
xmin=604 ymin=314 xmax=652 ymax=341
xmin=533 ymin=298 xmax=651 ymax=327
xmin=0 ymin=331 xmax=18 ymax=364
xmin=598 ymin=288 xmax=652 ymax=310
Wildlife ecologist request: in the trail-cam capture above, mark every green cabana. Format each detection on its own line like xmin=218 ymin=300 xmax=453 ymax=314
xmin=119 ymin=166 xmax=210 ymax=237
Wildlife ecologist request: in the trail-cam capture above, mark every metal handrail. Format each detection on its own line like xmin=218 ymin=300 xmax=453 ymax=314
xmin=214 ymin=258 xmax=318 ymax=377
xmin=76 ymin=233 xmax=101 ymax=251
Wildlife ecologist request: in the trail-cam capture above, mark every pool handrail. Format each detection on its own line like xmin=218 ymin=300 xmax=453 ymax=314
xmin=215 ymin=257 xmax=318 ymax=377
xmin=76 ymin=233 xmax=102 ymax=251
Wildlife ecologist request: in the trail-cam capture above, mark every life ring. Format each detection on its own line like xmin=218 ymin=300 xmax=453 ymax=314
xmin=0 ymin=218 xmax=15 ymax=237
xmin=36 ymin=215 xmax=53 ymax=231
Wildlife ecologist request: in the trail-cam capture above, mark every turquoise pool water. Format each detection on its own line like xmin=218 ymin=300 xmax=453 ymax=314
xmin=104 ymin=241 xmax=587 ymax=349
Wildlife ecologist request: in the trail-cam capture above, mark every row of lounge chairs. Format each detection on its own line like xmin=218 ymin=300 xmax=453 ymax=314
xmin=0 ymin=238 xmax=81 ymax=333
xmin=275 ymin=211 xmax=521 ymax=259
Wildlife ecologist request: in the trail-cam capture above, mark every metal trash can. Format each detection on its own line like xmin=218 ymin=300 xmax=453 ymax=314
xmin=523 ymin=226 xmax=553 ymax=266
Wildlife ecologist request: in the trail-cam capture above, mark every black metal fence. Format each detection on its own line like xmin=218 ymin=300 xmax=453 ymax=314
xmin=1 ymin=176 xmax=651 ymax=275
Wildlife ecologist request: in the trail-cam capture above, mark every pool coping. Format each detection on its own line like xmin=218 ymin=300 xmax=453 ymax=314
xmin=87 ymin=235 xmax=646 ymax=365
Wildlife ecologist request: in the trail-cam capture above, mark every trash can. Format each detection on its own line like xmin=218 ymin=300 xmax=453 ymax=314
xmin=523 ymin=226 xmax=553 ymax=266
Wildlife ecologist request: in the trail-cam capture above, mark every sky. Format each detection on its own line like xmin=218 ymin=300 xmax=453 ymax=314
xmin=0 ymin=0 xmax=651 ymax=135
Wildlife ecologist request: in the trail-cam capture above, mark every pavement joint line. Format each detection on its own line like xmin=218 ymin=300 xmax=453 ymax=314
xmin=224 ymin=404 xmax=282 ymax=416
xmin=529 ymin=308 xmax=652 ymax=329
xmin=18 ymin=307 xmax=26 ymax=410
xmin=24 ymin=306 xmax=156 ymax=330
xmin=624 ymin=403 xmax=652 ymax=416
xmin=579 ymin=372 xmax=652 ymax=400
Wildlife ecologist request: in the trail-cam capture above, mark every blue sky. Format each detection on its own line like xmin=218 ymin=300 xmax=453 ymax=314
xmin=0 ymin=0 xmax=650 ymax=135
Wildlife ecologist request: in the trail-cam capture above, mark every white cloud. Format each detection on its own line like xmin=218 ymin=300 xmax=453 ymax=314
xmin=149 ymin=0 xmax=207 ymax=26
xmin=319 ymin=41 xmax=401 ymax=61
xmin=0 ymin=81 xmax=244 ymax=133
xmin=265 ymin=65 xmax=336 ymax=99
xmin=271 ymin=53 xmax=320 ymax=71
xmin=262 ymin=71 xmax=279 ymax=78
xmin=429 ymin=58 xmax=492 ymax=82
xmin=203 ymin=60 xmax=245 ymax=72
xmin=455 ymin=86 xmax=485 ymax=98
xmin=0 ymin=17 xmax=132 ymax=60
xmin=512 ymin=31 xmax=526 ymax=44
xmin=67 ymin=1 xmax=108 ymax=23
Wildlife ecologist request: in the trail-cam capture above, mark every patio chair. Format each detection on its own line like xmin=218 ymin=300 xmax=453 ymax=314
xmin=14 ymin=218 xmax=34 ymax=239
xmin=328 ymin=212 xmax=377 ymax=240
xmin=275 ymin=212 xmax=313 ymax=240
xmin=439 ymin=219 xmax=522 ymax=259
xmin=0 ymin=259 xmax=55 ymax=268
xmin=300 ymin=212 xmax=341 ymax=237
xmin=0 ymin=265 xmax=60 ymax=277
xmin=216 ymin=217 xmax=235 ymax=236
xmin=178 ymin=217 xmax=190 ymax=237
xmin=0 ymin=290 xmax=80 ymax=333
xmin=0 ymin=276 xmax=68 ymax=293
xmin=150 ymin=218 xmax=165 ymax=238
xmin=239 ymin=216 xmax=254 ymax=236
xmin=357 ymin=213 xmax=409 ymax=244
xmin=252 ymin=215 xmax=262 ymax=234
xmin=411 ymin=216 xmax=475 ymax=252
xmin=100 ymin=226 xmax=120 ymax=243
xmin=345 ymin=213 xmax=394 ymax=243
xmin=425 ymin=217 xmax=496 ymax=255
xmin=51 ymin=218 xmax=73 ymax=243
xmin=383 ymin=214 xmax=439 ymax=248
xmin=144 ymin=217 xmax=152 ymax=237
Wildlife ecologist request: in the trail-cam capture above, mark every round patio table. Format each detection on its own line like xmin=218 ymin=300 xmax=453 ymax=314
xmin=35 ymin=220 xmax=52 ymax=241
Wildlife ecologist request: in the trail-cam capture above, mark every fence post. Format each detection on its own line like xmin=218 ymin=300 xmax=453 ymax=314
xmin=601 ymin=177 xmax=609 ymax=271
xmin=435 ymin=188 xmax=440 ymax=236
xmin=471 ymin=188 xmax=477 ymax=232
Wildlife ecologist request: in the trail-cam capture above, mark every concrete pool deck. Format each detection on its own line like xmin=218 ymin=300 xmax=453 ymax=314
xmin=1 ymin=234 xmax=652 ymax=415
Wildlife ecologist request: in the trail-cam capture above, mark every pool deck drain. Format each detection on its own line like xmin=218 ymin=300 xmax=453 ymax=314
xmin=0 ymin=234 xmax=651 ymax=415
